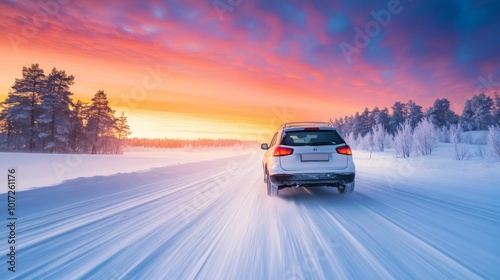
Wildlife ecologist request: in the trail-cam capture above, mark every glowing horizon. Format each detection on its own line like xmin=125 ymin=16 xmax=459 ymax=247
xmin=1 ymin=1 xmax=498 ymax=141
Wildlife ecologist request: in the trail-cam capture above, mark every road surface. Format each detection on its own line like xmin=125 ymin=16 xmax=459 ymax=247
xmin=2 ymin=154 xmax=499 ymax=279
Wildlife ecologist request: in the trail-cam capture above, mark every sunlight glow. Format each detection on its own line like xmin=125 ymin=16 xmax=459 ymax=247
xmin=125 ymin=109 xmax=265 ymax=140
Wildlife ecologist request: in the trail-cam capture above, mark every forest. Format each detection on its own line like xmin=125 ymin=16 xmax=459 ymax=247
xmin=330 ymin=93 xmax=500 ymax=158
xmin=0 ymin=64 xmax=131 ymax=154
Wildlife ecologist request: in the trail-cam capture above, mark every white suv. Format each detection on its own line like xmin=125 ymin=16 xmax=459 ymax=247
xmin=261 ymin=122 xmax=355 ymax=196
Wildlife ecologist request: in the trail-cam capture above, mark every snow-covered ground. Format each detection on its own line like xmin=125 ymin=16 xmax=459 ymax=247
xmin=1 ymin=144 xmax=499 ymax=279
xmin=0 ymin=147 xmax=255 ymax=192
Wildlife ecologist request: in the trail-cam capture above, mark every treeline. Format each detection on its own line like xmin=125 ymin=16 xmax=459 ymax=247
xmin=332 ymin=93 xmax=500 ymax=138
xmin=127 ymin=137 xmax=257 ymax=148
xmin=0 ymin=64 xmax=131 ymax=154
xmin=331 ymin=93 xmax=500 ymax=158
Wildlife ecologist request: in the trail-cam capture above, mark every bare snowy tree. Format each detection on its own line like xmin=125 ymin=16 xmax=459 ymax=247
xmin=359 ymin=131 xmax=374 ymax=151
xmin=449 ymin=124 xmax=469 ymax=160
xmin=344 ymin=131 xmax=358 ymax=150
xmin=487 ymin=125 xmax=500 ymax=159
xmin=393 ymin=120 xmax=413 ymax=158
xmin=413 ymin=118 xmax=439 ymax=156
xmin=372 ymin=123 xmax=386 ymax=152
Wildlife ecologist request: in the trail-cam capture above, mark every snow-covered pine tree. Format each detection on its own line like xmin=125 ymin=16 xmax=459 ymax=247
xmin=114 ymin=112 xmax=131 ymax=154
xmin=372 ymin=107 xmax=390 ymax=129
xmin=351 ymin=112 xmax=362 ymax=139
xmin=0 ymin=101 xmax=12 ymax=149
xmin=461 ymin=99 xmax=475 ymax=131
xmin=3 ymin=64 xmax=46 ymax=151
xmin=461 ymin=93 xmax=494 ymax=131
xmin=38 ymin=68 xmax=75 ymax=153
xmin=343 ymin=116 xmax=354 ymax=136
xmin=389 ymin=101 xmax=406 ymax=135
xmin=379 ymin=108 xmax=391 ymax=129
xmin=426 ymin=98 xmax=459 ymax=129
xmin=406 ymin=100 xmax=424 ymax=129
xmin=68 ymin=100 xmax=87 ymax=152
xmin=332 ymin=117 xmax=346 ymax=135
xmin=86 ymin=90 xmax=116 ymax=154
xmin=492 ymin=93 xmax=500 ymax=126
xmin=370 ymin=106 xmax=381 ymax=124
xmin=360 ymin=107 xmax=374 ymax=137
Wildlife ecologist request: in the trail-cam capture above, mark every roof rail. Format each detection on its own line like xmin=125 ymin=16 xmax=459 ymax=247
xmin=280 ymin=122 xmax=334 ymax=129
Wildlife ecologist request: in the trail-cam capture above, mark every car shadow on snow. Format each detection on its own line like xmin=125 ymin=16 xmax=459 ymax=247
xmin=275 ymin=186 xmax=370 ymax=217
xmin=277 ymin=186 xmax=354 ymax=204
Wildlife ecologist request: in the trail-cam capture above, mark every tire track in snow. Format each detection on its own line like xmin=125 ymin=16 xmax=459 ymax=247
xmin=317 ymin=207 xmax=394 ymax=279
xmin=6 ymin=156 xmax=250 ymax=279
xmin=19 ymin=173 xmax=222 ymax=247
xmin=16 ymin=178 xmax=233 ymax=278
xmin=352 ymin=190 xmax=496 ymax=279
xmin=142 ymin=165 xmax=260 ymax=279
xmin=2 ymin=154 xmax=499 ymax=279
xmin=356 ymin=175 xmax=500 ymax=222
xmin=351 ymin=197 xmax=482 ymax=279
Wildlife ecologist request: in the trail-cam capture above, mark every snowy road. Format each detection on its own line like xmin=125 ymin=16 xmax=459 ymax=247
xmin=2 ymin=153 xmax=499 ymax=279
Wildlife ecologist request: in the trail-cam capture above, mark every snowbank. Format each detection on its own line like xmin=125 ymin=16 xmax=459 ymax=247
xmin=353 ymin=142 xmax=500 ymax=199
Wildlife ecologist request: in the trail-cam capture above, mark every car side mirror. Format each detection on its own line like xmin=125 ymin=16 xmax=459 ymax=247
xmin=261 ymin=143 xmax=269 ymax=150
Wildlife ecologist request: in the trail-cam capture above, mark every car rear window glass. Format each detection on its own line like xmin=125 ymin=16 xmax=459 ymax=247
xmin=281 ymin=130 xmax=345 ymax=146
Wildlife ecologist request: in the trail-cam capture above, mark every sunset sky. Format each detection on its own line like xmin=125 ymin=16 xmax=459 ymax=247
xmin=1 ymin=0 xmax=499 ymax=140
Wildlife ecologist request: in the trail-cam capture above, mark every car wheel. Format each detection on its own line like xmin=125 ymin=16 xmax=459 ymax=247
xmin=267 ymin=173 xmax=279 ymax=196
xmin=264 ymin=170 xmax=268 ymax=183
xmin=338 ymin=181 xmax=354 ymax=196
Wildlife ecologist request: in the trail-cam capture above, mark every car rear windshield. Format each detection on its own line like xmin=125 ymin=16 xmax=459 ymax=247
xmin=281 ymin=130 xmax=345 ymax=146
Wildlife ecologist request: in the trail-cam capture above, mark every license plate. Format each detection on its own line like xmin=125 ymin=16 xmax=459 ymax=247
xmin=301 ymin=153 xmax=329 ymax=161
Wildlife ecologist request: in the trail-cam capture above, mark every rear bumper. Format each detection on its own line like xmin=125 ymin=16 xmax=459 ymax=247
xmin=270 ymin=172 xmax=355 ymax=188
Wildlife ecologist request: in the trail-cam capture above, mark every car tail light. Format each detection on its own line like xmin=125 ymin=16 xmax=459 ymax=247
xmin=336 ymin=145 xmax=352 ymax=155
xmin=304 ymin=127 xmax=319 ymax=131
xmin=273 ymin=146 xmax=294 ymax=157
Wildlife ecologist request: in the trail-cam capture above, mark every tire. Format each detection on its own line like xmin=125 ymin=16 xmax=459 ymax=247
xmin=266 ymin=173 xmax=279 ymax=196
xmin=338 ymin=181 xmax=355 ymax=196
